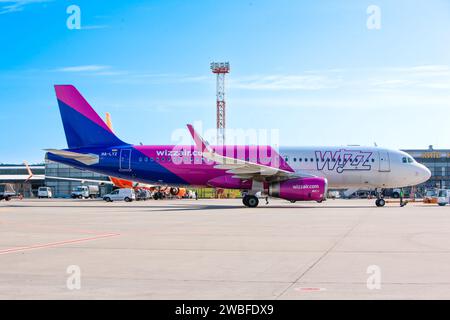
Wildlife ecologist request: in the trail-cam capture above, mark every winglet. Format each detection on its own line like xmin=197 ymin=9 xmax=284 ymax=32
xmin=105 ymin=112 xmax=114 ymax=132
xmin=187 ymin=124 xmax=212 ymax=153
xmin=23 ymin=161 xmax=33 ymax=182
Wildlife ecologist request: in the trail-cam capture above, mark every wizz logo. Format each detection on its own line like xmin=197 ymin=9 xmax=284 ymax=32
xmin=315 ymin=149 xmax=372 ymax=173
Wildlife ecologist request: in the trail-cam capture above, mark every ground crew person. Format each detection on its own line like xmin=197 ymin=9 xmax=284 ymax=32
xmin=400 ymin=188 xmax=407 ymax=207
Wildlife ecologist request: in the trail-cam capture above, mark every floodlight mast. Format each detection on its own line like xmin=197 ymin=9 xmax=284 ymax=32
xmin=210 ymin=62 xmax=230 ymax=146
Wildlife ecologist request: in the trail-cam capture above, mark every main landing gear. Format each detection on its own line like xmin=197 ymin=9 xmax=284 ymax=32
xmin=375 ymin=189 xmax=386 ymax=207
xmin=243 ymin=195 xmax=259 ymax=208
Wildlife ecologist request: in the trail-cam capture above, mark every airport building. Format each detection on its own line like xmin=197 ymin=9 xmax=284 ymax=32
xmin=0 ymin=164 xmax=46 ymax=197
xmin=45 ymin=160 xmax=113 ymax=198
xmin=403 ymin=146 xmax=450 ymax=191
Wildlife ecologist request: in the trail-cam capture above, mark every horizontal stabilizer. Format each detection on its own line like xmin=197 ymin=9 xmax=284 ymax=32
xmin=45 ymin=149 xmax=99 ymax=165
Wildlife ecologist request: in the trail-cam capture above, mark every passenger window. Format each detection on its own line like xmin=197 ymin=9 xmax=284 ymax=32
xmin=299 ymin=158 xmax=302 ymax=162
xmin=371 ymin=158 xmax=375 ymax=162
xmin=310 ymin=158 xmax=314 ymax=162
xmin=305 ymin=158 xmax=308 ymax=162
xmin=144 ymin=157 xmax=149 ymax=162
xmin=293 ymin=158 xmax=297 ymax=162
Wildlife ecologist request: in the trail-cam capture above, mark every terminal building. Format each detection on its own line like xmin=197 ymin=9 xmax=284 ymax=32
xmin=403 ymin=146 xmax=450 ymax=191
xmin=0 ymin=164 xmax=45 ymax=197
xmin=45 ymin=160 xmax=113 ymax=198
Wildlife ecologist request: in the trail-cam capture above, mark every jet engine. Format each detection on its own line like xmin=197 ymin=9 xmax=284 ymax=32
xmin=268 ymin=177 xmax=328 ymax=202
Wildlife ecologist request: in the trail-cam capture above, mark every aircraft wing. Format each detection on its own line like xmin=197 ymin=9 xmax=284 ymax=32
xmin=187 ymin=124 xmax=296 ymax=182
xmin=45 ymin=149 xmax=99 ymax=165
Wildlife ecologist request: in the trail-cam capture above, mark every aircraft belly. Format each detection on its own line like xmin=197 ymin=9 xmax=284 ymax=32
xmin=307 ymin=170 xmax=363 ymax=189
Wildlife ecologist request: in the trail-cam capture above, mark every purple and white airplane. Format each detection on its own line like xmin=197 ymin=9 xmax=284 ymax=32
xmin=46 ymin=85 xmax=431 ymax=207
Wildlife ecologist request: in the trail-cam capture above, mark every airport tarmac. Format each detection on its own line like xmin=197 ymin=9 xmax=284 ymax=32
xmin=1 ymin=198 xmax=450 ymax=300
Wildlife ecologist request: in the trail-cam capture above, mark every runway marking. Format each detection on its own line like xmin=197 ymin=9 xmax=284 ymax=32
xmin=0 ymin=233 xmax=121 ymax=256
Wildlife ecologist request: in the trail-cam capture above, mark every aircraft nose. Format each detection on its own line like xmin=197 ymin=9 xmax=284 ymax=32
xmin=416 ymin=164 xmax=431 ymax=183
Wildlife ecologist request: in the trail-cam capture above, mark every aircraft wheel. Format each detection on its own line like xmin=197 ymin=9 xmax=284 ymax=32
xmin=376 ymin=199 xmax=386 ymax=207
xmin=247 ymin=195 xmax=259 ymax=208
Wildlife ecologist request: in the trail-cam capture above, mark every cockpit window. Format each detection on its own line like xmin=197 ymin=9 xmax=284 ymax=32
xmin=402 ymin=156 xmax=414 ymax=163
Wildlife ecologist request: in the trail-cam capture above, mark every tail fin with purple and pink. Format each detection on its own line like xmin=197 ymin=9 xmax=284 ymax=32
xmin=54 ymin=85 xmax=126 ymax=149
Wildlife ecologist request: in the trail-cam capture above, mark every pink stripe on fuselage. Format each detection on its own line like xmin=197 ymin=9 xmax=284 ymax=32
xmin=55 ymin=85 xmax=112 ymax=133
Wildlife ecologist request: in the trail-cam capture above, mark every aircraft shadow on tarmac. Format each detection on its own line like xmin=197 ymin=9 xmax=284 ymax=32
xmin=2 ymin=202 xmax=392 ymax=211
xmin=139 ymin=204 xmax=387 ymax=212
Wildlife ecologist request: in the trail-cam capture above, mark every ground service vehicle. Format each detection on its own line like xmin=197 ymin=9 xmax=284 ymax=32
xmin=71 ymin=185 xmax=100 ymax=199
xmin=103 ymin=188 xmax=135 ymax=202
xmin=438 ymin=189 xmax=450 ymax=206
xmin=0 ymin=184 xmax=16 ymax=201
xmin=38 ymin=187 xmax=53 ymax=198
xmin=135 ymin=189 xmax=151 ymax=201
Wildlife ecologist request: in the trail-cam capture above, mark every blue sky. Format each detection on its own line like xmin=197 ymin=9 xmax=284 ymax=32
xmin=1 ymin=0 xmax=450 ymax=163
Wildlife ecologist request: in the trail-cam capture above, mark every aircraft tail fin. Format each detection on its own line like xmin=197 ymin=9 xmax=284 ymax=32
xmin=54 ymin=85 xmax=126 ymax=149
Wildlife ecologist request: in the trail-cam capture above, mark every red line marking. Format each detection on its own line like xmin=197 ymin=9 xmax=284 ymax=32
xmin=295 ymin=287 xmax=327 ymax=292
xmin=0 ymin=233 xmax=121 ymax=256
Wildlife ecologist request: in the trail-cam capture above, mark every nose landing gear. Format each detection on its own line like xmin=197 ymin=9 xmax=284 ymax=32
xmin=375 ymin=198 xmax=386 ymax=207
xmin=375 ymin=189 xmax=386 ymax=207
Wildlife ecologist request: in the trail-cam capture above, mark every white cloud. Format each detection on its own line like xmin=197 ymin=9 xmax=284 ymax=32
xmin=0 ymin=0 xmax=51 ymax=15
xmin=54 ymin=65 xmax=111 ymax=73
xmin=369 ymin=64 xmax=450 ymax=91
xmin=230 ymin=74 xmax=342 ymax=91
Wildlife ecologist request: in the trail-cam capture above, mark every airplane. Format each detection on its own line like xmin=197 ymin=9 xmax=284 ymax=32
xmin=46 ymin=85 xmax=431 ymax=208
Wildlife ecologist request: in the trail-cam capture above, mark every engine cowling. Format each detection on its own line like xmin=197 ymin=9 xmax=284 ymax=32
xmin=268 ymin=177 xmax=328 ymax=202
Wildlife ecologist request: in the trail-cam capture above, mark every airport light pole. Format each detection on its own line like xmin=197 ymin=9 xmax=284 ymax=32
xmin=210 ymin=62 xmax=230 ymax=146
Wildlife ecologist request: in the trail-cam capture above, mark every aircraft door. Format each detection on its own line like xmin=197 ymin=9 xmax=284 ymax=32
xmin=378 ymin=151 xmax=391 ymax=172
xmin=120 ymin=149 xmax=132 ymax=171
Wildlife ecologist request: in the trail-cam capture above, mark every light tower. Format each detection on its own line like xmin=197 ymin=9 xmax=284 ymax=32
xmin=210 ymin=62 xmax=230 ymax=145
